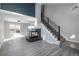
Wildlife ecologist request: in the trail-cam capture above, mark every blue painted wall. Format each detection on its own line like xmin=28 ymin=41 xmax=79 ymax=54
xmin=0 ymin=4 xmax=1 ymax=9
xmin=1 ymin=3 xmax=35 ymax=17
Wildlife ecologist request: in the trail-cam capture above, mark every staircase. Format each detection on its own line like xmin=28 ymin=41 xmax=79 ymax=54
xmin=41 ymin=23 xmax=59 ymax=45
xmin=41 ymin=15 xmax=61 ymax=41
xmin=41 ymin=5 xmax=66 ymax=47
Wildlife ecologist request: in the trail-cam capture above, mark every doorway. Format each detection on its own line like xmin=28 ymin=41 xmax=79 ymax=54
xmin=4 ymin=23 xmax=24 ymax=42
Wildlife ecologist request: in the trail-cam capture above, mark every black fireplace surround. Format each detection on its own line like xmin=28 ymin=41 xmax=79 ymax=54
xmin=26 ymin=29 xmax=42 ymax=42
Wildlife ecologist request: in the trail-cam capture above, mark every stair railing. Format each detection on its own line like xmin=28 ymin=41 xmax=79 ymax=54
xmin=41 ymin=14 xmax=60 ymax=41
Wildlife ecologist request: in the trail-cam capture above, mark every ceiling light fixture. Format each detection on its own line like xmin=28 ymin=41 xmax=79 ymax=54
xmin=72 ymin=3 xmax=79 ymax=12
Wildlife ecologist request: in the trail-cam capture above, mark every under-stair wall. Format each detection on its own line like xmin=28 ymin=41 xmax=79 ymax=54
xmin=41 ymin=23 xmax=60 ymax=45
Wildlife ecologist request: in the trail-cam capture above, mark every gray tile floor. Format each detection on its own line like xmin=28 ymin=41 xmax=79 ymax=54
xmin=0 ymin=37 xmax=79 ymax=56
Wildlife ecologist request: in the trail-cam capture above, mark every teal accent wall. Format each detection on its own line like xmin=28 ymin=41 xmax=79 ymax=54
xmin=1 ymin=3 xmax=35 ymax=17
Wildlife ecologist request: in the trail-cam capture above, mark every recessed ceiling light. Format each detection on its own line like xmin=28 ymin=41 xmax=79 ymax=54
xmin=69 ymin=34 xmax=75 ymax=39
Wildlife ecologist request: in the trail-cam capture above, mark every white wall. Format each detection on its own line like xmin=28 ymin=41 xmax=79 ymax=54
xmin=0 ymin=10 xmax=4 ymax=47
xmin=20 ymin=23 xmax=28 ymax=36
xmin=44 ymin=3 xmax=79 ymax=42
xmin=4 ymin=21 xmax=10 ymax=39
xmin=35 ymin=3 xmax=41 ymax=28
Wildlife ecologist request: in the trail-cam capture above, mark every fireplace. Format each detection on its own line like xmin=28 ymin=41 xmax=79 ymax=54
xmin=26 ymin=28 xmax=42 ymax=42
